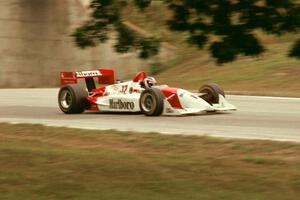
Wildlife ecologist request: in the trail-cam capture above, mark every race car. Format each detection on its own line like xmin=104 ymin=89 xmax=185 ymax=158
xmin=58 ymin=69 xmax=236 ymax=116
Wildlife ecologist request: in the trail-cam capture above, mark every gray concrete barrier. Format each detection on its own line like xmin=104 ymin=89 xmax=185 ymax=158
xmin=0 ymin=0 xmax=144 ymax=88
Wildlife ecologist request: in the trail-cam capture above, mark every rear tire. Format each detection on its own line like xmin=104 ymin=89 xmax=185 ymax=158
xmin=139 ymin=88 xmax=164 ymax=116
xmin=199 ymin=83 xmax=225 ymax=104
xmin=58 ymin=84 xmax=89 ymax=114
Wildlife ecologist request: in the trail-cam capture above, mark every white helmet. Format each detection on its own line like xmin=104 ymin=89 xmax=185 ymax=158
xmin=142 ymin=76 xmax=157 ymax=88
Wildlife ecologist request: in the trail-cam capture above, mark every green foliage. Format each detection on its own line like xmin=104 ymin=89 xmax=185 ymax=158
xmin=289 ymin=39 xmax=300 ymax=57
xmin=167 ymin=0 xmax=300 ymax=63
xmin=72 ymin=0 xmax=159 ymax=59
xmin=134 ymin=0 xmax=152 ymax=10
xmin=73 ymin=0 xmax=300 ymax=64
xmin=149 ymin=61 xmax=165 ymax=75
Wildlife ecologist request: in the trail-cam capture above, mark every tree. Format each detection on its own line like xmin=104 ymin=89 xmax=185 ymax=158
xmin=73 ymin=0 xmax=300 ymax=64
xmin=72 ymin=0 xmax=159 ymax=59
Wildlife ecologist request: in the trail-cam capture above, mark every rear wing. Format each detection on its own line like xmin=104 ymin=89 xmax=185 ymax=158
xmin=60 ymin=69 xmax=115 ymax=91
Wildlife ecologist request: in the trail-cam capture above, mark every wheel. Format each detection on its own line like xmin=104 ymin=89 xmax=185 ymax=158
xmin=139 ymin=88 xmax=164 ymax=116
xmin=58 ymin=84 xmax=89 ymax=114
xmin=199 ymin=83 xmax=225 ymax=104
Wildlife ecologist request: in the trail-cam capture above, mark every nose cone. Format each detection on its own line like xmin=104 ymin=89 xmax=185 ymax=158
xmin=177 ymin=89 xmax=214 ymax=111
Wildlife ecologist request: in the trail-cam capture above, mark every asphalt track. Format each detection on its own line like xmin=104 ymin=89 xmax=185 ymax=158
xmin=0 ymin=89 xmax=299 ymax=142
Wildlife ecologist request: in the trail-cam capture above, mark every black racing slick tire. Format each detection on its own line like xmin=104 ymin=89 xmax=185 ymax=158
xmin=139 ymin=88 xmax=164 ymax=116
xmin=58 ymin=84 xmax=89 ymax=114
xmin=199 ymin=83 xmax=225 ymax=104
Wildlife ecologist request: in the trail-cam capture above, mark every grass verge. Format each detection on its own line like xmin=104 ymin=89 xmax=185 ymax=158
xmin=0 ymin=123 xmax=300 ymax=200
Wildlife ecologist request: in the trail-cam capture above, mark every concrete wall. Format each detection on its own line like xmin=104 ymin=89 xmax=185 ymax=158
xmin=0 ymin=0 xmax=145 ymax=88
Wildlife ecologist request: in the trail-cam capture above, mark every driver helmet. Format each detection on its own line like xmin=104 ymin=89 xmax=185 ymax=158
xmin=142 ymin=76 xmax=157 ymax=88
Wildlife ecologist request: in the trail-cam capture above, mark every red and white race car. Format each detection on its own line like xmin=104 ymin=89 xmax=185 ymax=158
xmin=58 ymin=69 xmax=236 ymax=116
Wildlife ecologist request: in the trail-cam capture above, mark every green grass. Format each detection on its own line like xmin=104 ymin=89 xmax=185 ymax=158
xmin=123 ymin=2 xmax=300 ymax=97
xmin=0 ymin=123 xmax=300 ymax=200
xmin=156 ymin=41 xmax=300 ymax=96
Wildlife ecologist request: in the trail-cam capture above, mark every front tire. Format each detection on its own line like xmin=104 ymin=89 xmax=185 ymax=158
xmin=199 ymin=83 xmax=225 ymax=104
xmin=139 ymin=88 xmax=164 ymax=116
xmin=58 ymin=84 xmax=89 ymax=114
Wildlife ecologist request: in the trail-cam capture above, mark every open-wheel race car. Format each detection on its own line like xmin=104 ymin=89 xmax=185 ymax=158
xmin=58 ymin=69 xmax=236 ymax=116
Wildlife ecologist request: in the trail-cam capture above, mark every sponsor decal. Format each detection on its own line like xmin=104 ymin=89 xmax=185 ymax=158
xmin=76 ymin=70 xmax=102 ymax=77
xmin=129 ymin=87 xmax=133 ymax=94
xmin=109 ymin=99 xmax=135 ymax=110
